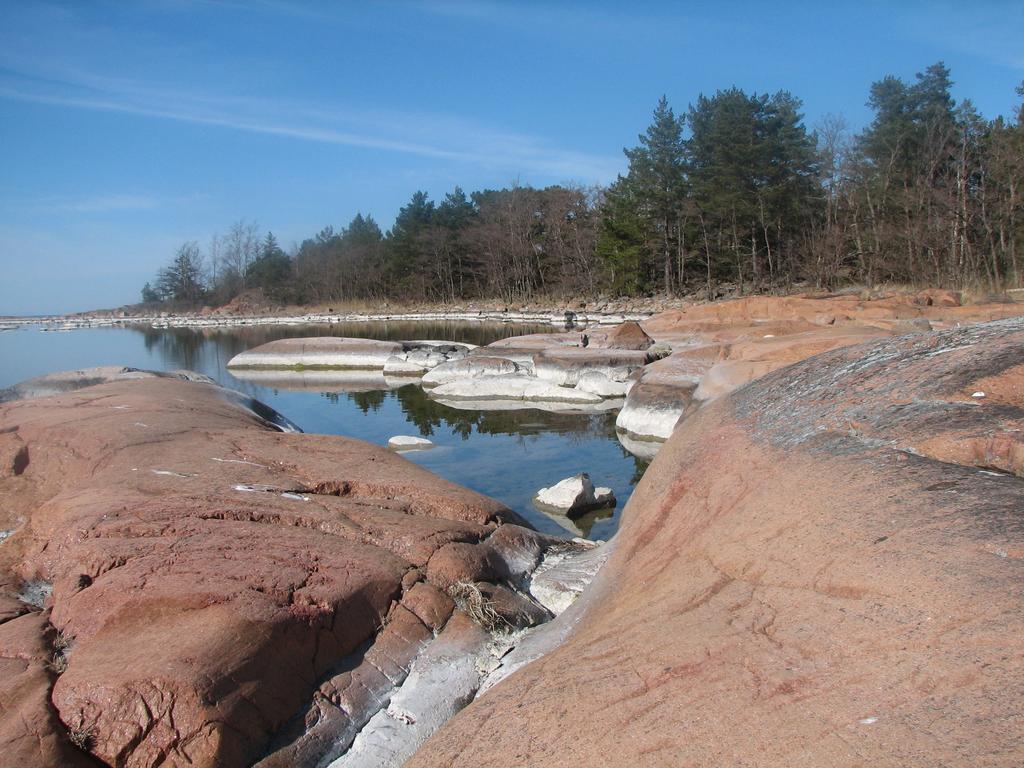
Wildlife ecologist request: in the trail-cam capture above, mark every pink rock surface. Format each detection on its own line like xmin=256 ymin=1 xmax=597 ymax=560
xmin=409 ymin=318 xmax=1024 ymax=767
xmin=0 ymin=376 xmax=539 ymax=767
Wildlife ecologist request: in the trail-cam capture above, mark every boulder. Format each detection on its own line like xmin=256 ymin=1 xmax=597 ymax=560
xmin=532 ymin=348 xmax=647 ymax=387
xmin=602 ymin=320 xmax=653 ymax=350
xmin=615 ymin=352 xmax=707 ymax=443
xmin=574 ymin=371 xmax=629 ymax=398
xmin=383 ymin=355 xmax=428 ymax=377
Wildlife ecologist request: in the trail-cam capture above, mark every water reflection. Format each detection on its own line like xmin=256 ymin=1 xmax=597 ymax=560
xmin=5 ymin=321 xmax=649 ymax=540
xmin=136 ymin=319 xmax=557 ymax=372
xmin=535 ymin=505 xmax=615 ymax=538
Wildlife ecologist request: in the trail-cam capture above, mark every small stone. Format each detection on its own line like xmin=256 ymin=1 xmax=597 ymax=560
xmin=533 ymin=473 xmax=616 ymax=516
xmin=972 ymin=391 xmax=985 ymax=398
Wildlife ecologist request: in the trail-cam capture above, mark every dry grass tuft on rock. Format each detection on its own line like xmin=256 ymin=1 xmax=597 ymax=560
xmin=447 ymin=581 xmax=511 ymax=633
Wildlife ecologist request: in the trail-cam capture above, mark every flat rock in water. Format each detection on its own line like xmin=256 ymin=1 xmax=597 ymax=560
xmin=227 ymin=337 xmax=404 ymax=369
xmin=575 ymin=370 xmax=629 ymax=398
xmin=429 ymin=375 xmax=603 ymax=405
xmin=388 ymin=435 xmax=435 ymax=451
xmin=383 ymin=355 xmax=428 ymax=377
xmin=421 ymin=356 xmax=522 ymax=388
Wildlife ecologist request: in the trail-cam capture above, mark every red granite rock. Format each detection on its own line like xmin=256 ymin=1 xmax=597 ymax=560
xmin=0 ymin=376 xmax=537 ymax=767
xmin=409 ymin=318 xmax=1024 ymax=767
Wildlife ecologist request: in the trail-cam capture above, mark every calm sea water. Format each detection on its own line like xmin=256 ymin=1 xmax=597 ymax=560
xmin=0 ymin=322 xmax=646 ymax=540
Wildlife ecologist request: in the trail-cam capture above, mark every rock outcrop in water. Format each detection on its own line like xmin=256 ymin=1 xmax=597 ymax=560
xmin=226 ymin=337 xmax=473 ymax=373
xmin=406 ymin=317 xmax=1024 ymax=767
xmin=0 ymin=373 xmax=571 ymax=767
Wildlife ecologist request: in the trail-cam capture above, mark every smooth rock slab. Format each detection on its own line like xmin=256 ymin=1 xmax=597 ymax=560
xmin=420 ymin=356 xmax=523 ymax=388
xmin=428 ymin=375 xmax=603 ymax=406
xmin=575 ymin=370 xmax=629 ymax=398
xmin=383 ymin=355 xmax=428 ymax=376
xmin=227 ymin=337 xmax=404 ymax=369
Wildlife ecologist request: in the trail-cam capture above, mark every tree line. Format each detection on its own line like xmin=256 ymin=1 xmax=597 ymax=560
xmin=143 ymin=62 xmax=1024 ymax=308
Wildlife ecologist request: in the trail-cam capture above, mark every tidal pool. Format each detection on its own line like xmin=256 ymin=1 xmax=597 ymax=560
xmin=0 ymin=321 xmax=648 ymax=539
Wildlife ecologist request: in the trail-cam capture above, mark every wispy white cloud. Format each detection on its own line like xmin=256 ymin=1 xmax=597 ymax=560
xmin=0 ymin=59 xmax=621 ymax=183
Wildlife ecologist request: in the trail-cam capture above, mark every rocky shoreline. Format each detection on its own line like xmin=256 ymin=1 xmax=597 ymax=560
xmin=3 ymin=291 xmax=1024 ymax=766
xmin=0 ymin=368 xmax=605 ymax=766
xmin=225 ymin=291 xmax=1024 ymax=458
xmin=0 ymin=307 xmax=653 ymax=333
xmin=406 ymin=314 xmax=1024 ymax=768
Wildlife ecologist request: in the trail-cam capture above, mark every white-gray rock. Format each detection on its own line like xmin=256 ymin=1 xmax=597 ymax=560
xmin=382 ymin=355 xmax=427 ymax=376
xmin=615 ymin=429 xmax=662 ymax=461
xmin=529 ymin=541 xmax=609 ymax=615
xmin=327 ymin=618 xmax=497 ymax=768
xmin=575 ymin=370 xmax=629 ymax=398
xmin=533 ymin=473 xmax=616 ymax=514
xmin=420 ymin=356 xmax=522 ymax=388
xmin=429 ymin=375 xmax=603 ymax=405
xmin=387 ymin=435 xmax=435 ymax=451
xmin=227 ymin=337 xmax=403 ymax=370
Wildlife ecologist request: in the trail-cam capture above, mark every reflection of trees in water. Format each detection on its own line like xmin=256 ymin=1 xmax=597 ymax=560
xmin=384 ymin=385 xmax=622 ymax=441
xmin=346 ymin=390 xmax=386 ymax=414
xmin=368 ymin=385 xmax=651 ymax=480
xmin=131 ymin=320 xmax=558 ymax=356
xmin=139 ymin=327 xmax=207 ymax=372
xmin=126 ymin=322 xmax=651 ymax=483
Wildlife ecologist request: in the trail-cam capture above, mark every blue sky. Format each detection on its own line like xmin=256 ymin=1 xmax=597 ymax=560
xmin=1 ymin=1 xmax=1022 ymax=315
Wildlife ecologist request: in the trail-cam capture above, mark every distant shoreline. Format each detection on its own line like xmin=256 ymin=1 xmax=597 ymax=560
xmin=0 ymin=307 xmax=653 ymax=330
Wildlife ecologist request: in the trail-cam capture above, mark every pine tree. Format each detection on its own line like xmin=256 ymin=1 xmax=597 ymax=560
xmin=598 ymin=96 xmax=688 ymax=295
